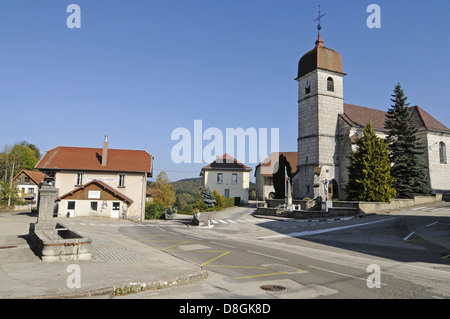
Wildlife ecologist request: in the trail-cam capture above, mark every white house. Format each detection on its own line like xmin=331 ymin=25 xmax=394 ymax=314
xmin=35 ymin=136 xmax=153 ymax=221
xmin=12 ymin=170 xmax=45 ymax=203
xmin=200 ymin=154 xmax=252 ymax=204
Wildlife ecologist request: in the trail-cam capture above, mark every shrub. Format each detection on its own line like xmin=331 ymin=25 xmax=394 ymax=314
xmin=145 ymin=202 xmax=165 ymax=219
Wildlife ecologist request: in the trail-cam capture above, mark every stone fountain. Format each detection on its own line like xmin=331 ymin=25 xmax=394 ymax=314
xmin=28 ymin=183 xmax=92 ymax=262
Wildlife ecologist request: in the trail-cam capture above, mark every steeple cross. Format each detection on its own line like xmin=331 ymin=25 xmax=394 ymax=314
xmin=313 ymin=5 xmax=326 ymax=31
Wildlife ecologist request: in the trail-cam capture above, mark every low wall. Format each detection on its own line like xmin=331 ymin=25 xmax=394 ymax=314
xmin=357 ymin=194 xmax=442 ymax=214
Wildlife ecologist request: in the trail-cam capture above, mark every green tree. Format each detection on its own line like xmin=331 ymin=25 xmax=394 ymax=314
xmin=151 ymin=171 xmax=176 ymax=208
xmin=346 ymin=122 xmax=396 ymax=202
xmin=272 ymin=154 xmax=292 ymax=199
xmin=384 ymin=83 xmax=430 ymax=198
xmin=213 ymin=189 xmax=225 ymax=210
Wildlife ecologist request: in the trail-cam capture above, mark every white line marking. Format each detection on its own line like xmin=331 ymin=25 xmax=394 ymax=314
xmin=218 ymin=220 xmax=228 ymax=224
xmin=425 ymin=221 xmax=438 ymax=227
xmin=403 ymin=232 xmax=415 ymax=241
xmin=260 ymin=218 xmax=395 ymax=239
xmin=309 ymin=266 xmax=388 ymax=286
xmin=226 ymin=220 xmax=237 ymax=223
xmin=410 ymin=207 xmax=426 ymax=211
xmin=210 ymin=241 xmax=235 ymax=249
xmin=211 ymin=220 xmax=219 ymax=224
xmin=247 ymin=250 xmax=289 ymax=262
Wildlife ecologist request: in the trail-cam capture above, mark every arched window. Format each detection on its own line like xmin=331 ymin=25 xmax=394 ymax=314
xmin=439 ymin=142 xmax=447 ymax=164
xmin=327 ymin=77 xmax=334 ymax=92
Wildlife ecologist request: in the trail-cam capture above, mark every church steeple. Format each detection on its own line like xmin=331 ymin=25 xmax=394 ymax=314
xmin=314 ymin=5 xmax=325 ymax=48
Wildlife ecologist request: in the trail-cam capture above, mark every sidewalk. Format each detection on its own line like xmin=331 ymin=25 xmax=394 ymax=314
xmin=0 ymin=211 xmax=207 ymax=299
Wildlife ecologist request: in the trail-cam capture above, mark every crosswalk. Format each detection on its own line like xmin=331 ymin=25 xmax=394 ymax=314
xmin=61 ymin=217 xmax=273 ymax=228
xmin=210 ymin=218 xmax=270 ymax=225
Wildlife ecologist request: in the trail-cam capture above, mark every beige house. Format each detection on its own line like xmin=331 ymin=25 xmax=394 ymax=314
xmin=35 ymin=136 xmax=153 ymax=221
xmin=200 ymin=154 xmax=252 ymax=204
xmin=255 ymin=152 xmax=297 ymax=201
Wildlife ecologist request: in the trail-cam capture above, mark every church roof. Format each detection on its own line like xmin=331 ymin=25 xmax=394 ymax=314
xmin=341 ymin=103 xmax=450 ymax=133
xmin=297 ymin=32 xmax=344 ymax=79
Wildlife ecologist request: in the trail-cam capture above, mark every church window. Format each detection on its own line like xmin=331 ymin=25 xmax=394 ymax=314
xmin=439 ymin=142 xmax=447 ymax=164
xmin=327 ymin=77 xmax=334 ymax=92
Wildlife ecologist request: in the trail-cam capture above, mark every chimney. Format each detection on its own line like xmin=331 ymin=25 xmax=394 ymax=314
xmin=102 ymin=135 xmax=108 ymax=166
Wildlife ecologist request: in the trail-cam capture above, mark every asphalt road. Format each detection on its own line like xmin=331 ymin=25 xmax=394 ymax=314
xmin=113 ymin=203 xmax=450 ymax=299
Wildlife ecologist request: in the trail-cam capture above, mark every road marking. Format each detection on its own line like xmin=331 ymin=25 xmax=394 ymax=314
xmin=162 ymin=241 xmax=190 ymax=250
xmin=259 ymin=218 xmax=395 ymax=239
xmin=403 ymin=232 xmax=415 ymax=241
xmin=247 ymin=250 xmax=289 ymax=262
xmin=233 ymin=270 xmax=306 ymax=280
xmin=309 ymin=266 xmax=388 ymax=286
xmin=425 ymin=221 xmax=438 ymax=227
xmin=210 ymin=241 xmax=236 ymax=249
xmin=201 ymin=251 xmax=230 ymax=266
xmin=218 ymin=220 xmax=228 ymax=224
xmin=410 ymin=207 xmax=426 ymax=211
xmin=226 ymin=220 xmax=237 ymax=223
xmin=211 ymin=220 xmax=219 ymax=224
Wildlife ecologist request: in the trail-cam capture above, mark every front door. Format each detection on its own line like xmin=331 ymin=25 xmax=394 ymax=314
xmin=67 ymin=201 xmax=76 ymax=218
xmin=111 ymin=202 xmax=120 ymax=218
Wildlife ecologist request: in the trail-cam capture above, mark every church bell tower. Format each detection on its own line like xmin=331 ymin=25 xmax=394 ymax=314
xmin=293 ymin=8 xmax=346 ymax=201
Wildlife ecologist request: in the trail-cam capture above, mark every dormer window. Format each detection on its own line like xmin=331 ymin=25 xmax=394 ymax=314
xmin=327 ymin=77 xmax=334 ymax=92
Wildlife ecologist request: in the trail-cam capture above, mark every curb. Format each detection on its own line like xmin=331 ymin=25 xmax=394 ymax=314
xmin=21 ymin=267 xmax=208 ymax=299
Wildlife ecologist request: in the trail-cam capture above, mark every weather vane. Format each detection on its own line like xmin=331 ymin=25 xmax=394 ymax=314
xmin=313 ymin=5 xmax=326 ymax=31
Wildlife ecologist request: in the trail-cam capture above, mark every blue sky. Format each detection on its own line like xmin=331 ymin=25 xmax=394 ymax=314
xmin=1 ymin=0 xmax=449 ymax=182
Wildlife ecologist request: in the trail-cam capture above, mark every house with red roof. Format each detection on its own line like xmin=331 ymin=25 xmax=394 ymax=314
xmin=35 ymin=136 xmax=153 ymax=221
xmin=200 ymin=154 xmax=252 ymax=204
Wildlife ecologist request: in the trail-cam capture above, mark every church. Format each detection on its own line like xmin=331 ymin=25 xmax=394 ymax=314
xmin=292 ymin=28 xmax=450 ymax=201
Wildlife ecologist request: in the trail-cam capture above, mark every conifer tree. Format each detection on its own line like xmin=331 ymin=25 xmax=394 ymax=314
xmin=384 ymin=83 xmax=430 ymax=198
xmin=346 ymin=122 xmax=396 ymax=202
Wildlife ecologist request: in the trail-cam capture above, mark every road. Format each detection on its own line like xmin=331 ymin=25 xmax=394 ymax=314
xmin=108 ymin=202 xmax=450 ymax=299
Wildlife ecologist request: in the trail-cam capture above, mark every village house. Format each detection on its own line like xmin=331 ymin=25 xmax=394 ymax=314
xmin=34 ymin=136 xmax=153 ymax=221
xmin=200 ymin=154 xmax=252 ymax=204
xmin=12 ymin=169 xmax=45 ymax=203
xmin=254 ymin=152 xmax=297 ymax=201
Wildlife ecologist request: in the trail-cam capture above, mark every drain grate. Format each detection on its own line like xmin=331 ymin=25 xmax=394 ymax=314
xmin=260 ymin=285 xmax=286 ymax=292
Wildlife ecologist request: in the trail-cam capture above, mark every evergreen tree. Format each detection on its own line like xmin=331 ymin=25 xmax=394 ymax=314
xmin=346 ymin=122 xmax=396 ymax=202
xmin=384 ymin=83 xmax=430 ymax=198
xmin=272 ymin=154 xmax=292 ymax=200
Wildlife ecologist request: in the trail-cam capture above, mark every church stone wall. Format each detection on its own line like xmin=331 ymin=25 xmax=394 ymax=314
xmin=421 ymin=131 xmax=450 ymax=193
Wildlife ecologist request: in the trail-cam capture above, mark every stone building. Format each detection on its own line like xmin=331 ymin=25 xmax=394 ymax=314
xmin=292 ymin=32 xmax=450 ymax=200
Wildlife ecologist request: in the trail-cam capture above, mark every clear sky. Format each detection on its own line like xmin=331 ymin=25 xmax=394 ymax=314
xmin=1 ymin=0 xmax=449 ymax=182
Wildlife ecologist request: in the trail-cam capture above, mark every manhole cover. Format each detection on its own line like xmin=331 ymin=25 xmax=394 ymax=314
xmin=260 ymin=285 xmax=286 ymax=292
